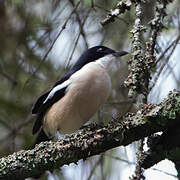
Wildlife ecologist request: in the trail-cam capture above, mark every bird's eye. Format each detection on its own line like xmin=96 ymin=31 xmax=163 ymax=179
xmin=97 ymin=48 xmax=103 ymax=52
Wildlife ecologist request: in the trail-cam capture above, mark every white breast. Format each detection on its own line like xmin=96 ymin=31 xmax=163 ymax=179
xmin=43 ymin=62 xmax=112 ymax=137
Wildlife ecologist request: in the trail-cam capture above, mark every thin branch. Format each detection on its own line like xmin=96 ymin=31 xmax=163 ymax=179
xmin=0 ymin=118 xmax=12 ymax=131
xmin=66 ymin=8 xmax=91 ymax=67
xmin=151 ymin=167 xmax=178 ymax=178
xmin=105 ymin=154 xmax=134 ymax=165
xmin=106 ymin=154 xmax=178 ymax=178
xmin=155 ymin=34 xmax=180 ymax=66
xmin=0 ymin=66 xmax=17 ymax=86
xmin=22 ymin=0 xmax=82 ymax=88
xmin=87 ymin=155 xmax=103 ymax=180
xmin=123 ymin=2 xmax=147 ymax=177
xmin=149 ymin=34 xmax=180 ymax=91
xmin=94 ymin=4 xmax=110 ymax=13
xmin=68 ymin=0 xmax=89 ymax=49
xmin=0 ymin=114 xmax=32 ymax=144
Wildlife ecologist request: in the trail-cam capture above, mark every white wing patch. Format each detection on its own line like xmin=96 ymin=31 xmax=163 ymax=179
xmin=43 ymin=79 xmax=71 ymax=104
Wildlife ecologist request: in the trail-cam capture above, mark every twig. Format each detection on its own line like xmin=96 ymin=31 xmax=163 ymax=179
xmin=100 ymin=155 xmax=105 ymax=180
xmin=155 ymin=34 xmax=180 ymax=66
xmin=151 ymin=167 xmax=178 ymax=178
xmin=106 ymin=154 xmax=178 ymax=178
xmin=22 ymin=0 xmax=82 ymax=88
xmin=145 ymin=0 xmax=177 ymax=93
xmin=149 ymin=35 xmax=180 ymax=92
xmin=105 ymin=154 xmax=134 ymax=165
xmin=0 ymin=118 xmax=12 ymax=131
xmin=0 ymin=114 xmax=32 ymax=144
xmin=87 ymin=155 xmax=103 ymax=180
xmin=94 ymin=4 xmax=110 ymax=13
xmin=66 ymin=8 xmax=91 ymax=67
xmin=0 ymin=66 xmax=17 ymax=86
xmin=95 ymin=4 xmax=129 ymax=25
xmin=68 ymin=0 xmax=89 ymax=48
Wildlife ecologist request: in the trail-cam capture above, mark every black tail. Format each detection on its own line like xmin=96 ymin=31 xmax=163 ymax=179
xmin=34 ymin=129 xmax=50 ymax=146
xmin=32 ymin=112 xmax=45 ymax=135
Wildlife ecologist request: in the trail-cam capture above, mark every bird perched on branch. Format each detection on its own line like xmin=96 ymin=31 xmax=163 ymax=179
xmin=32 ymin=46 xmax=128 ymax=144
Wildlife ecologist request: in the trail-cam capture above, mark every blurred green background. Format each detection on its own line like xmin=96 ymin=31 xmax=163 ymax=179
xmin=0 ymin=0 xmax=180 ymax=179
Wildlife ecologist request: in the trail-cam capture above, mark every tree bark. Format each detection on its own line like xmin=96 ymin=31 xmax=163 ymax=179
xmin=0 ymin=90 xmax=180 ymax=179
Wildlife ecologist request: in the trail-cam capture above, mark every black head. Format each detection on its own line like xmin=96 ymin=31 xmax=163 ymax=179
xmin=72 ymin=46 xmax=128 ymax=71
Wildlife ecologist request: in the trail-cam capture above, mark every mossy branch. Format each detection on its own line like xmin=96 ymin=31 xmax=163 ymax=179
xmin=0 ymin=90 xmax=180 ymax=179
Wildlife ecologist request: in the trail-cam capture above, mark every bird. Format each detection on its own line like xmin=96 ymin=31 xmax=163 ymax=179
xmin=32 ymin=46 xmax=128 ymax=144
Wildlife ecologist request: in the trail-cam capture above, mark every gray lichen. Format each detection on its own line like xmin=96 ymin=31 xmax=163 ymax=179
xmin=1 ymin=90 xmax=180 ymax=179
xmin=125 ymin=0 xmax=174 ymax=98
xmin=101 ymin=0 xmax=132 ymax=26
xmin=124 ymin=1 xmax=147 ymax=98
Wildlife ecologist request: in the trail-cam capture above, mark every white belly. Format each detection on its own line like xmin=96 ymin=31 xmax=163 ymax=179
xmin=43 ymin=62 xmax=111 ymax=137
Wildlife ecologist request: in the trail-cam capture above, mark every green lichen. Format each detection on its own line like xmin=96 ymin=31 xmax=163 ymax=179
xmin=161 ymin=90 xmax=180 ymax=120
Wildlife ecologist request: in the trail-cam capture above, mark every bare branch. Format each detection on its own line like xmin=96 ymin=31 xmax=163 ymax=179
xmin=68 ymin=0 xmax=89 ymax=48
xmin=87 ymin=155 xmax=103 ymax=180
xmin=149 ymin=34 xmax=180 ymax=91
xmin=0 ymin=65 xmax=17 ymax=86
xmin=22 ymin=0 xmax=82 ymax=88
xmin=66 ymin=8 xmax=91 ymax=67
xmin=106 ymin=154 xmax=178 ymax=178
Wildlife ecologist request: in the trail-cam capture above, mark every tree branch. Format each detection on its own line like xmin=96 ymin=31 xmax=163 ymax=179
xmin=124 ymin=0 xmax=146 ymax=98
xmin=125 ymin=0 xmax=175 ymax=98
xmin=100 ymin=0 xmax=132 ymax=26
xmin=0 ymin=90 xmax=180 ymax=179
xmin=22 ymin=0 xmax=82 ymax=88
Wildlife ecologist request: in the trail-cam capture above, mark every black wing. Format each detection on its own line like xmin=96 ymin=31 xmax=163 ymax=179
xmin=32 ymin=70 xmax=75 ymax=135
xmin=32 ymin=91 xmax=50 ymax=114
xmin=32 ymin=86 xmax=68 ymax=135
xmin=32 ymin=69 xmax=75 ymax=115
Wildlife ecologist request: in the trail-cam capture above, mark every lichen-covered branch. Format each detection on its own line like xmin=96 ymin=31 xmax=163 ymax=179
xmin=100 ymin=0 xmax=132 ymax=26
xmin=145 ymin=0 xmax=175 ymax=92
xmin=147 ymin=0 xmax=168 ymax=56
xmin=0 ymin=90 xmax=180 ymax=179
xmin=124 ymin=1 xmax=146 ymax=98
xmin=125 ymin=0 xmax=174 ymax=98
